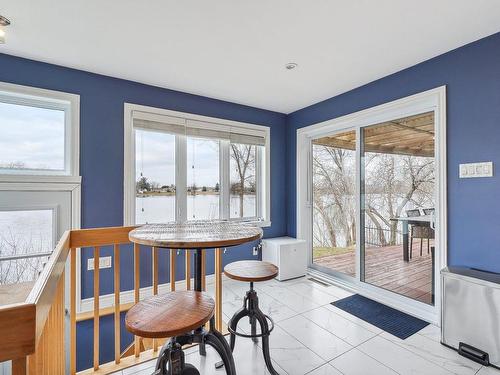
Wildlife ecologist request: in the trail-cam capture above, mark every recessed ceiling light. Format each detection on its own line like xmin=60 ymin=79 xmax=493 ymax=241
xmin=285 ymin=63 xmax=298 ymax=70
xmin=0 ymin=15 xmax=11 ymax=44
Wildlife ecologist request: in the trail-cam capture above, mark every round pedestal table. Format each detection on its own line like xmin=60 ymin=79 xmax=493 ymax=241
xmin=128 ymin=221 xmax=263 ymax=375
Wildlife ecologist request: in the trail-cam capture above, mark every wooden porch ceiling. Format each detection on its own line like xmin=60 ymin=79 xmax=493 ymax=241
xmin=313 ymin=111 xmax=435 ymax=157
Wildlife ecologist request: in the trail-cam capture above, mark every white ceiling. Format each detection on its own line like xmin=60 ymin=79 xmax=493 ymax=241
xmin=1 ymin=1 xmax=500 ymax=114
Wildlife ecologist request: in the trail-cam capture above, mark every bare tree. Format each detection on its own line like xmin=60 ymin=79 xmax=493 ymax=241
xmin=230 ymin=144 xmax=255 ymax=217
xmin=312 ymin=144 xmax=435 ymax=251
xmin=312 ymin=146 xmax=356 ymax=249
xmin=0 ymin=228 xmax=48 ymax=284
xmin=365 ymin=154 xmax=434 ymax=245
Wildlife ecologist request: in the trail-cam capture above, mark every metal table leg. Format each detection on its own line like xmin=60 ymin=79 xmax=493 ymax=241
xmin=402 ymin=221 xmax=409 ymax=262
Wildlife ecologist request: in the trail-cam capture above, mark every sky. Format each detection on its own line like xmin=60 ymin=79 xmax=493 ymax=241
xmin=0 ymin=102 xmax=65 ymax=170
xmin=135 ymin=129 xmax=220 ymax=187
xmin=0 ymin=101 xmax=247 ymax=187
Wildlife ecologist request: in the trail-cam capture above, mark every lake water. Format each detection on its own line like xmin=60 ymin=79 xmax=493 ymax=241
xmin=136 ymin=194 xmax=257 ymax=223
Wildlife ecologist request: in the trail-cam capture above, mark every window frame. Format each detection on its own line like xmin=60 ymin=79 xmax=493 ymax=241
xmin=0 ymin=81 xmax=80 ymax=179
xmin=124 ymin=103 xmax=271 ymax=227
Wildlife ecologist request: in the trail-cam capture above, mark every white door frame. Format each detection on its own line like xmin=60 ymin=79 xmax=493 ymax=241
xmin=296 ymin=86 xmax=447 ymax=324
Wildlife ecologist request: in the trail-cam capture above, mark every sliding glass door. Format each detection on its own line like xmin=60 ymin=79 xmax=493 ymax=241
xmin=309 ymin=111 xmax=437 ymax=306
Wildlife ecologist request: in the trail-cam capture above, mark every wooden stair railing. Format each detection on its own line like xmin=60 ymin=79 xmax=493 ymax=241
xmin=0 ymin=231 xmax=70 ymax=375
xmin=0 ymin=226 xmax=225 ymax=375
xmin=69 ymin=226 xmax=225 ymax=375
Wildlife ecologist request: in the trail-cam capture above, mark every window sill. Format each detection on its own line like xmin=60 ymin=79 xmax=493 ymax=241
xmin=229 ymin=219 xmax=272 ymax=228
xmin=0 ymin=174 xmax=82 ymax=184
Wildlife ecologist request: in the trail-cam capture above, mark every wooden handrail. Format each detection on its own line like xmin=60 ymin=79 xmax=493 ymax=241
xmin=69 ymin=226 xmax=138 ymax=248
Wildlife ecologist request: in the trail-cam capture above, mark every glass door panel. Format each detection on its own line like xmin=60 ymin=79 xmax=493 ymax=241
xmin=361 ymin=111 xmax=435 ymax=304
xmin=312 ymin=130 xmax=357 ymax=277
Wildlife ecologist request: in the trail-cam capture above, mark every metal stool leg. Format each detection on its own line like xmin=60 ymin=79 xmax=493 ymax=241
xmin=205 ymin=333 xmax=236 ymax=375
xmin=229 ymin=306 xmax=248 ymax=351
xmin=206 ymin=317 xmax=237 ymax=375
xmin=155 ymin=339 xmax=200 ymax=375
xmin=250 ymin=314 xmax=258 ymax=343
xmin=255 ymin=310 xmax=279 ymax=375
xmin=155 ymin=345 xmax=171 ymax=375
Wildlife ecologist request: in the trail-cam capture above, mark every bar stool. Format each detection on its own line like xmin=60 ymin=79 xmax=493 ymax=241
xmin=223 ymin=260 xmax=280 ymax=375
xmin=125 ymin=290 xmax=236 ymax=375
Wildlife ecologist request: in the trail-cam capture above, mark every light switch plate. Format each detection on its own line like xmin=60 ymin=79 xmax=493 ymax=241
xmin=459 ymin=162 xmax=493 ymax=178
xmin=88 ymin=256 xmax=112 ymax=270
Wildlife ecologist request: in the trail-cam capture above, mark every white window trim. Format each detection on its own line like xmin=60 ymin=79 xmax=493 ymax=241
xmin=0 ymin=82 xmax=82 ymax=314
xmin=297 ymin=86 xmax=447 ymax=325
xmin=124 ymin=103 xmax=271 ymax=227
xmin=0 ymin=81 xmax=80 ymax=180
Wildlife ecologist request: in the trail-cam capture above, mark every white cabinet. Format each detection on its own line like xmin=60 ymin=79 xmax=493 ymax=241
xmin=262 ymin=237 xmax=307 ymax=281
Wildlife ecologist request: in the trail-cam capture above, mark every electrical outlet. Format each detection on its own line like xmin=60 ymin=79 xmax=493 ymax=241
xmin=252 ymin=246 xmax=258 ymax=256
xmin=88 ymin=256 xmax=112 ymax=271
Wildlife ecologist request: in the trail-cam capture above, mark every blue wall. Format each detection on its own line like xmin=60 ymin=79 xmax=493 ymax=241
xmin=0 ymin=53 xmax=287 ymax=370
xmin=286 ymin=32 xmax=500 ymax=274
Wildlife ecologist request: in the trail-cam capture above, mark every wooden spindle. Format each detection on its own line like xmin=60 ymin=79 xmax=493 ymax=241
xmin=93 ymin=246 xmax=100 ymax=370
xmin=152 ymin=246 xmax=159 ymax=352
xmin=185 ymin=250 xmax=191 ymax=290
xmin=215 ymin=248 xmax=223 ymax=331
xmin=70 ymin=247 xmax=76 ymax=375
xmin=134 ymin=243 xmax=140 ymax=357
xmin=170 ymin=249 xmax=176 ymax=291
xmin=113 ymin=244 xmax=120 ymax=364
xmin=201 ymin=249 xmax=206 ymax=291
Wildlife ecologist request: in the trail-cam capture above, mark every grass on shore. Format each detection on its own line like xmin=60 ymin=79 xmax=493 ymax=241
xmin=313 ymin=246 xmax=355 ymax=259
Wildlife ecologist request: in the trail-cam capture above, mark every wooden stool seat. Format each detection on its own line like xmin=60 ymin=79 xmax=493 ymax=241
xmin=224 ymin=260 xmax=278 ymax=283
xmin=125 ymin=291 xmax=215 ymax=338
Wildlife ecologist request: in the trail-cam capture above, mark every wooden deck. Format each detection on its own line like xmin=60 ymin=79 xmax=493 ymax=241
xmin=314 ymin=241 xmax=433 ymax=304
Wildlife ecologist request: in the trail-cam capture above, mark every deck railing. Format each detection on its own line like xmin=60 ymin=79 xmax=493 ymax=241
xmin=0 ymin=226 xmax=224 ymax=375
xmin=365 ymin=226 xmax=402 ymax=247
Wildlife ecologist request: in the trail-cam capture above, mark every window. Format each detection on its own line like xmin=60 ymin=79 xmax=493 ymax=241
xmin=230 ymin=143 xmax=257 ymax=218
xmin=0 ymin=82 xmax=80 ymax=290
xmin=0 ymin=209 xmax=54 ymax=284
xmin=187 ymin=137 xmax=220 ymax=220
xmin=135 ymin=128 xmax=176 ymax=224
xmin=124 ymin=105 xmax=270 ymax=226
xmin=0 ymin=82 xmax=79 ymax=177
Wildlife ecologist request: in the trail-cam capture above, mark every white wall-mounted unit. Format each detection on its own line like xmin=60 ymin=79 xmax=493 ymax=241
xmin=262 ymin=237 xmax=307 ymax=281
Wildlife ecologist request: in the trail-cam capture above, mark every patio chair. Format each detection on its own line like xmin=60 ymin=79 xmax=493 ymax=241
xmin=423 ymin=208 xmax=435 ymax=215
xmin=406 ymin=209 xmax=434 ymax=258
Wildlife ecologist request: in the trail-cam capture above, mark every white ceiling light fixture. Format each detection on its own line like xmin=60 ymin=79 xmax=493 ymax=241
xmin=0 ymin=15 xmax=11 ymax=44
xmin=285 ymin=62 xmax=298 ymax=70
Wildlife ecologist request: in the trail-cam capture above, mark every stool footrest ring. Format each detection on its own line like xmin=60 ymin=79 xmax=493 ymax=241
xmin=227 ymin=314 xmax=274 ymax=338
